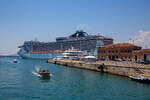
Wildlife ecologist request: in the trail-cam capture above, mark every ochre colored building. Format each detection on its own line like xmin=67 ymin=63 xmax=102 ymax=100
xmin=132 ymin=49 xmax=150 ymax=61
xmin=98 ymin=43 xmax=141 ymax=61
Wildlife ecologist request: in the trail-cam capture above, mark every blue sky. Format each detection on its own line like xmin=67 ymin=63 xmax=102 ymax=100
xmin=0 ymin=0 xmax=150 ymax=55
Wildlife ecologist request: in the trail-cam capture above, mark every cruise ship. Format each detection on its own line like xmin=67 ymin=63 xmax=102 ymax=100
xmin=18 ymin=30 xmax=113 ymax=59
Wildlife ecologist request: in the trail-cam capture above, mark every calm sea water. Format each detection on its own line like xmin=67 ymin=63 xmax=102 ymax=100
xmin=0 ymin=57 xmax=150 ymax=100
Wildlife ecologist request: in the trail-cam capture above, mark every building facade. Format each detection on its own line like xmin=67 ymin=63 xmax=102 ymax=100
xmin=132 ymin=49 xmax=150 ymax=61
xmin=98 ymin=43 xmax=141 ymax=61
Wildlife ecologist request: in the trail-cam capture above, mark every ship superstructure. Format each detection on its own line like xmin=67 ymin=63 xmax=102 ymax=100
xmin=55 ymin=46 xmax=87 ymax=60
xmin=18 ymin=30 xmax=113 ymax=59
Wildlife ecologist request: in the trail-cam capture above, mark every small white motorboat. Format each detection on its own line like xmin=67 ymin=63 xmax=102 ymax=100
xmin=129 ymin=74 xmax=150 ymax=83
xmin=13 ymin=59 xmax=18 ymax=63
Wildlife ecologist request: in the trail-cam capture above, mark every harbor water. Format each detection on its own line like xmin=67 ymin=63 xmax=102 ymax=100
xmin=0 ymin=57 xmax=150 ymax=100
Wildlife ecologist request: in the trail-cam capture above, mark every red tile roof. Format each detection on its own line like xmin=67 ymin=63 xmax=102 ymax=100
xmin=104 ymin=43 xmax=141 ymax=48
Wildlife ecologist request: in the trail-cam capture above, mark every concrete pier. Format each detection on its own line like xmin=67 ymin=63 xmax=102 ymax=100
xmin=48 ymin=59 xmax=150 ymax=77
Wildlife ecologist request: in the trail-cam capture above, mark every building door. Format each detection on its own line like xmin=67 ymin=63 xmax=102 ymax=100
xmin=109 ymin=56 xmax=111 ymax=60
xmin=135 ymin=55 xmax=137 ymax=61
xmin=112 ymin=56 xmax=115 ymax=60
xmin=144 ymin=54 xmax=147 ymax=61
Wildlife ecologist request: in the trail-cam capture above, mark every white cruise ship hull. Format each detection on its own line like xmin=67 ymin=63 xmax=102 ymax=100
xmin=18 ymin=49 xmax=61 ymax=59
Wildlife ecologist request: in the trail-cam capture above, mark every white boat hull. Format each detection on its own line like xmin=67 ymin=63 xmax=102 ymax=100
xmin=18 ymin=49 xmax=61 ymax=59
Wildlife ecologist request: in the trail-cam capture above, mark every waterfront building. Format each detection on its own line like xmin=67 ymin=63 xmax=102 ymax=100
xmin=132 ymin=49 xmax=150 ymax=62
xmin=98 ymin=43 xmax=141 ymax=61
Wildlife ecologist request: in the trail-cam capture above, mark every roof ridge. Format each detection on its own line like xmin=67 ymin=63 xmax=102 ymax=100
xmin=104 ymin=43 xmax=140 ymax=48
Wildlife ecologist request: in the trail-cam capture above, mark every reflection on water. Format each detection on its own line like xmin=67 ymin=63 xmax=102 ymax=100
xmin=0 ymin=57 xmax=150 ymax=100
xmin=39 ymin=76 xmax=50 ymax=82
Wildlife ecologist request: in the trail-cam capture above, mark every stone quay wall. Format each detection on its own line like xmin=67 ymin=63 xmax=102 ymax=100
xmin=48 ymin=59 xmax=150 ymax=77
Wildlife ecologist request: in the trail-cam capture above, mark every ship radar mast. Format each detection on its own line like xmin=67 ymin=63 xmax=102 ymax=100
xmin=70 ymin=30 xmax=88 ymax=38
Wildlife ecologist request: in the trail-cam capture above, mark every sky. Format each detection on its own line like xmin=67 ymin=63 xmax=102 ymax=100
xmin=0 ymin=0 xmax=150 ymax=55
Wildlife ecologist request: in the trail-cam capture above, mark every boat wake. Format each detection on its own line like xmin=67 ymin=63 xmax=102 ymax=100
xmin=32 ymin=66 xmax=42 ymax=77
xmin=32 ymin=71 xmax=42 ymax=77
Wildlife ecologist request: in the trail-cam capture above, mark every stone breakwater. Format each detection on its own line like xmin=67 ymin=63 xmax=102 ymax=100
xmin=48 ymin=59 xmax=150 ymax=77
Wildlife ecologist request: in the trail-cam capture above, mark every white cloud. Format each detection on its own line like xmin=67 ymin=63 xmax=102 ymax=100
xmin=129 ymin=30 xmax=150 ymax=49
